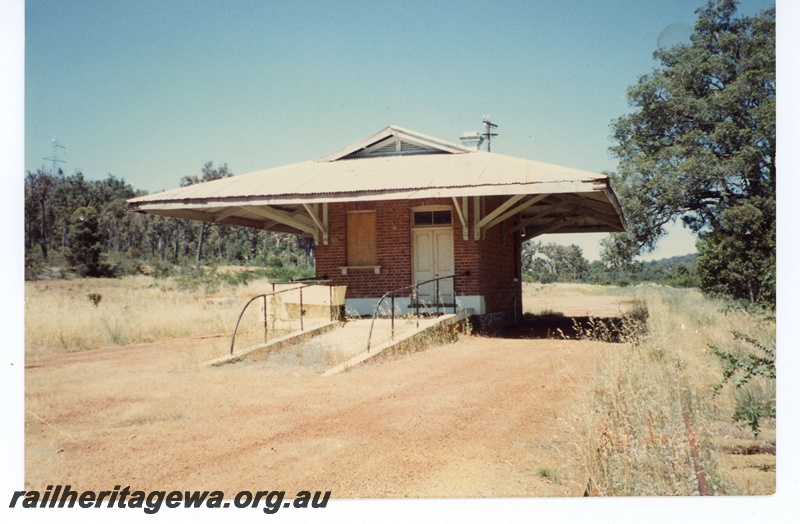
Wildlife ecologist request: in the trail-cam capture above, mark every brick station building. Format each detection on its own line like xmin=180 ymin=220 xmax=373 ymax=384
xmin=129 ymin=125 xmax=626 ymax=328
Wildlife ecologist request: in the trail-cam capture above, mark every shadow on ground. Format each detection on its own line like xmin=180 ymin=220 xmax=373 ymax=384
xmin=495 ymin=313 xmax=628 ymax=342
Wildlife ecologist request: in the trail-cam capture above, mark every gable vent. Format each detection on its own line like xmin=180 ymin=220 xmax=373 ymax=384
xmin=399 ymin=140 xmax=428 ymax=153
xmin=371 ymin=141 xmax=398 ymax=155
xmin=343 ymin=136 xmax=439 ymax=159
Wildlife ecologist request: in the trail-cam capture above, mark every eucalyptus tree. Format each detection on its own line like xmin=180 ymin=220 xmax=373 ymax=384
xmin=605 ymin=0 xmax=775 ymax=305
xmin=180 ymin=161 xmax=234 ymax=269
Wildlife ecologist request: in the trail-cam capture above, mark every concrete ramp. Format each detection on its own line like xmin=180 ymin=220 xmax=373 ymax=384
xmin=322 ymin=309 xmax=472 ymax=376
xmin=201 ymin=320 xmax=340 ymax=368
xmin=204 ymin=310 xmax=472 ymax=374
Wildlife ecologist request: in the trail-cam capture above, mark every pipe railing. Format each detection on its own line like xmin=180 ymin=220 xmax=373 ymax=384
xmin=365 ymin=271 xmax=471 ymax=352
xmin=229 ymin=280 xmax=333 ymax=356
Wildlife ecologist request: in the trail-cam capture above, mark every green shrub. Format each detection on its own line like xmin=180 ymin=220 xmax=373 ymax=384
xmin=266 ymin=255 xmax=284 ymax=268
xmin=86 ymin=293 xmax=102 ymax=307
xmin=99 ymin=251 xmax=144 ymax=278
xmin=24 ymin=250 xmax=45 ymax=281
xmin=711 ymin=331 xmax=776 ymax=436
xmin=732 ymin=379 xmax=776 ymax=437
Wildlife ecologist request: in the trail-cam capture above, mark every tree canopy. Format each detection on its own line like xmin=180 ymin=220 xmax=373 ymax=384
xmin=24 ymin=163 xmax=314 ymax=281
xmin=605 ymin=0 xmax=775 ymax=306
xmin=65 ymin=206 xmax=103 ymax=277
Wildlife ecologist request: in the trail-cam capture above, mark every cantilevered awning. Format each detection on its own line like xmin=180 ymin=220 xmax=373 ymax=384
xmin=128 ymin=125 xmax=626 ymax=243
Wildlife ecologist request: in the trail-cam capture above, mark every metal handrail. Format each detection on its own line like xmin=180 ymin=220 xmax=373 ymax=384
xmin=229 ymin=280 xmax=333 ymax=355
xmin=365 ymin=270 xmax=471 ymax=352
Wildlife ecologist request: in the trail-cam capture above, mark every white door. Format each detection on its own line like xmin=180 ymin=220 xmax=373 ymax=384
xmin=413 ymin=228 xmax=454 ymax=306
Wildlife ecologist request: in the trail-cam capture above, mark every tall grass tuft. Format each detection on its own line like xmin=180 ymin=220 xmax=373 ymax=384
xmin=536 ymin=466 xmax=563 ymax=485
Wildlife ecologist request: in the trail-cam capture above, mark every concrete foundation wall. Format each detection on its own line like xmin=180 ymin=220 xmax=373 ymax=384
xmin=345 ymin=295 xmax=485 ymax=317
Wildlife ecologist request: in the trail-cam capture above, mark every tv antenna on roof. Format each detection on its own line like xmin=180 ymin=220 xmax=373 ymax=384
xmin=480 ymin=116 xmax=498 ymax=152
xmin=43 ymin=138 xmax=66 ymax=174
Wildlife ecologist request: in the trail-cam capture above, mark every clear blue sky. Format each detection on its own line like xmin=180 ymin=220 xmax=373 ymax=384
xmin=22 ymin=0 xmax=776 ymax=261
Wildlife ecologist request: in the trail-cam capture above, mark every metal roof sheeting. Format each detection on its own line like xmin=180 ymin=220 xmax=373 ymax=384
xmin=129 ymin=151 xmax=611 ymax=205
xmin=128 ymin=126 xmax=626 ymax=238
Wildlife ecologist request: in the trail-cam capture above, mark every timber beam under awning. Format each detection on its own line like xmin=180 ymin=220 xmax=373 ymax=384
xmin=477 ymin=194 xmax=550 ymax=236
xmin=132 ymin=189 xmax=625 ymax=242
xmin=469 ymin=191 xmax=625 ymax=240
xmin=241 ymin=206 xmax=316 ymax=236
xmin=525 ymin=215 xmax=585 ymax=238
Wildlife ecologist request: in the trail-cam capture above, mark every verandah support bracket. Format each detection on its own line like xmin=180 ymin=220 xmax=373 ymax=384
xmin=451 ymin=197 xmax=469 ymax=241
xmin=481 ymin=193 xmax=550 ymax=232
xmin=242 ymin=205 xmax=316 ymax=236
xmin=303 ymin=203 xmax=329 ymax=245
xmin=473 ymin=194 xmax=526 ymax=240
xmin=473 ymin=196 xmax=481 ymax=241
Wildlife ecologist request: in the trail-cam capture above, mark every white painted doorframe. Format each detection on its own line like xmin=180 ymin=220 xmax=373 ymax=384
xmin=412 ymin=226 xmax=455 ymax=305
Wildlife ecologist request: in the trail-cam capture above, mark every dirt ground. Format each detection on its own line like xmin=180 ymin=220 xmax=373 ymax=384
xmin=24 ymin=333 xmax=608 ymax=498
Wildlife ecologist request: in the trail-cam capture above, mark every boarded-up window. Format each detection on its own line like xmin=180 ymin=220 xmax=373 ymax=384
xmin=346 ymin=211 xmax=377 ymax=265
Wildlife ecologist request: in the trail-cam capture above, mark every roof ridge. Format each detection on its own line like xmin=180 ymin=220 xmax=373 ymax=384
xmin=317 ymin=125 xmax=472 ymax=162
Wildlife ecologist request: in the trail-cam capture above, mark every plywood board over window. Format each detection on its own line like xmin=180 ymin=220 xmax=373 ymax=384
xmin=346 ymin=211 xmax=377 ymax=266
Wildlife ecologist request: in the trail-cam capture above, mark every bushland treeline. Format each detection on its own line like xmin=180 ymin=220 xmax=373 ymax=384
xmin=24 ymin=164 xmax=315 ymax=281
xmin=521 ymin=241 xmax=698 ymax=288
xmin=24 ymin=163 xmax=698 ymax=289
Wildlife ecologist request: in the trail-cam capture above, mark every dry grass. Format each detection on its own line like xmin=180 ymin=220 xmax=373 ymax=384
xmin=574 ymin=285 xmax=776 ymax=496
xmin=24 ymin=275 xmax=331 ymax=358
xmin=522 ymin=282 xmax=638 ymax=318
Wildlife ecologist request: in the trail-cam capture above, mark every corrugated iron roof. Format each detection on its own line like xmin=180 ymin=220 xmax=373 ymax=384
xmin=128 ymin=125 xmax=626 ymax=238
xmin=129 ymin=151 xmax=609 ymax=205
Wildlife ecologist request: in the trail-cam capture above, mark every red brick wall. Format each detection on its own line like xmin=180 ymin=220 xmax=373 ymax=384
xmin=452 ymin=206 xmax=481 ymax=297
xmin=315 ymin=196 xmax=521 ymax=318
xmin=477 ymin=196 xmax=523 ymax=320
xmin=315 ymin=201 xmax=412 ymax=298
